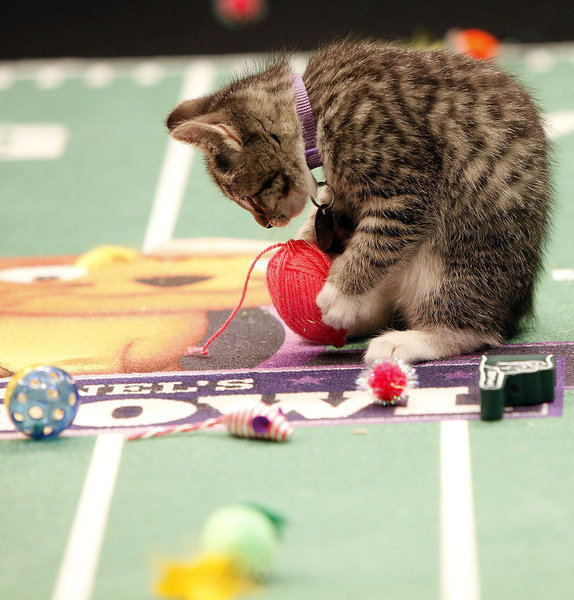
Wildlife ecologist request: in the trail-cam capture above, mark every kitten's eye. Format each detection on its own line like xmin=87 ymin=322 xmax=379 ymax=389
xmin=243 ymin=197 xmax=266 ymax=216
xmin=251 ymin=171 xmax=280 ymax=200
xmin=245 ymin=197 xmax=262 ymax=210
xmin=237 ymin=196 xmax=253 ymax=210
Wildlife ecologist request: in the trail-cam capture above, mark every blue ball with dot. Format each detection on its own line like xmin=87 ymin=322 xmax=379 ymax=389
xmin=5 ymin=366 xmax=80 ymax=439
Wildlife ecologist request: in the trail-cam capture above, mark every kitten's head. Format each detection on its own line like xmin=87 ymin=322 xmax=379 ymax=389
xmin=166 ymin=61 xmax=316 ymax=228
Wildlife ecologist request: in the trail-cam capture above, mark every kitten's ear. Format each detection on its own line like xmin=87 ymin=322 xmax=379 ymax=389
xmin=170 ymin=114 xmax=242 ymax=153
xmin=166 ymin=97 xmax=211 ymax=132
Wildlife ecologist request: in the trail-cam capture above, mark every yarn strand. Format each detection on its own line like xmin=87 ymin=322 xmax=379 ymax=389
xmin=128 ymin=415 xmax=225 ymax=440
xmin=189 ymin=242 xmax=286 ymax=356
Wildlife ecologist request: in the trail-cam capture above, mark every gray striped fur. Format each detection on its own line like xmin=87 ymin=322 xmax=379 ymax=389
xmin=167 ymin=39 xmax=551 ymax=363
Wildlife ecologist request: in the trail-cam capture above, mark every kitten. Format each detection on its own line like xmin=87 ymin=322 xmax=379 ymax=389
xmin=166 ymin=39 xmax=551 ymax=364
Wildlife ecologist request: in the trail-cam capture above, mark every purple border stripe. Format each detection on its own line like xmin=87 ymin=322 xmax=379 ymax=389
xmin=0 ymin=355 xmax=565 ymax=439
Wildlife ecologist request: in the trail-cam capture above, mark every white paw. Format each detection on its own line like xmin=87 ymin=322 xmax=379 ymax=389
xmin=365 ymin=330 xmax=439 ymax=364
xmin=316 ymin=282 xmax=374 ymax=330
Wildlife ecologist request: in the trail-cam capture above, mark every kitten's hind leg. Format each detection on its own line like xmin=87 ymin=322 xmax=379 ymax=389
xmin=364 ymin=327 xmax=501 ymax=364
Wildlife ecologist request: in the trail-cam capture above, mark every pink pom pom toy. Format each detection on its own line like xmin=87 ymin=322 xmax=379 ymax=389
xmin=357 ymin=358 xmax=418 ymax=405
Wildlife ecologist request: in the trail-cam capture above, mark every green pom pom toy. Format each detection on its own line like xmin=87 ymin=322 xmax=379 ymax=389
xmin=200 ymin=503 xmax=285 ymax=579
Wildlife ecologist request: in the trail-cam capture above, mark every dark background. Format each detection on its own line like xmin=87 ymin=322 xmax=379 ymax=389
xmin=3 ymin=0 xmax=574 ymax=60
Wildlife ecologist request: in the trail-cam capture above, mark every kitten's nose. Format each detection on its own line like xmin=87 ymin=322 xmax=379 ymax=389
xmin=253 ymin=212 xmax=273 ymax=228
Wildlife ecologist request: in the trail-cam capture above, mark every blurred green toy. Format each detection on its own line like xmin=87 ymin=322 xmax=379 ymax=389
xmin=156 ymin=503 xmax=285 ymax=600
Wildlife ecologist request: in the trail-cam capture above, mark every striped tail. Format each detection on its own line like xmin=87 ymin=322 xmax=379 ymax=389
xmin=224 ymin=403 xmax=293 ymax=442
xmin=127 ymin=416 xmax=225 ymax=440
xmin=127 ymin=403 xmax=292 ymax=442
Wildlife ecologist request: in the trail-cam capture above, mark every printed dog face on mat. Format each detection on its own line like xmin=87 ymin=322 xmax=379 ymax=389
xmin=0 ymin=250 xmax=270 ymax=375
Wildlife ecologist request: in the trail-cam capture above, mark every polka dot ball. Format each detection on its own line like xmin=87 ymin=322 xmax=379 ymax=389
xmin=5 ymin=366 xmax=80 ymax=439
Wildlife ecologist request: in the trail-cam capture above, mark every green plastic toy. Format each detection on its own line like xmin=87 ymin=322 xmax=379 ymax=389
xmin=479 ymin=354 xmax=556 ymax=421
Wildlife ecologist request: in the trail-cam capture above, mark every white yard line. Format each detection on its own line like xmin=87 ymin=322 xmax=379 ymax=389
xmin=35 ymin=63 xmax=68 ymax=89
xmin=0 ymin=66 xmax=14 ymax=90
xmin=83 ymin=62 xmax=115 ymax=88
xmin=545 ymin=112 xmax=574 ymax=139
xmin=290 ymin=54 xmax=308 ymax=75
xmin=552 ymin=269 xmax=574 ymax=281
xmin=440 ymin=420 xmax=480 ymax=600
xmin=524 ymin=47 xmax=556 ymax=72
xmin=133 ymin=61 xmax=164 ymax=87
xmin=51 ymin=434 xmax=124 ymax=600
xmin=142 ymin=60 xmax=216 ymax=254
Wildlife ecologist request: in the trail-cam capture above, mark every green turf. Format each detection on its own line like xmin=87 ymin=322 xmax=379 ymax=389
xmin=1 ymin=52 xmax=572 ymax=258
xmin=0 ymin=73 xmax=182 ymax=256
xmin=0 ymin=436 xmax=96 ymax=597
xmin=0 ymin=47 xmax=573 ymax=600
xmin=93 ymin=423 xmax=440 ymax=600
xmin=471 ymin=390 xmax=574 ymax=599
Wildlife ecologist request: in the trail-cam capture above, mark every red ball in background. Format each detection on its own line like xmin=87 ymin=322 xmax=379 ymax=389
xmin=215 ymin=0 xmax=267 ymax=27
xmin=449 ymin=28 xmax=500 ymax=61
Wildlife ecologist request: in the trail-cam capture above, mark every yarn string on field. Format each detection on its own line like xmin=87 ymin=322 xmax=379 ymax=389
xmin=188 ymin=239 xmax=347 ymax=355
xmin=188 ymin=242 xmax=286 ymax=356
xmin=127 ymin=416 xmax=225 ymax=440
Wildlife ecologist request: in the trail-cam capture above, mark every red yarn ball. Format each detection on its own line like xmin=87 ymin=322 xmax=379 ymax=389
xmin=368 ymin=360 xmax=408 ymax=403
xmin=266 ymin=240 xmax=347 ymax=348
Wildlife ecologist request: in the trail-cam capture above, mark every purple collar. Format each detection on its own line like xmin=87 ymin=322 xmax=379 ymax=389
xmin=292 ymin=74 xmax=322 ymax=169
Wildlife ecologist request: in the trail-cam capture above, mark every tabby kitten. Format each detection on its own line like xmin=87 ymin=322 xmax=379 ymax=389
xmin=166 ymin=39 xmax=550 ymax=364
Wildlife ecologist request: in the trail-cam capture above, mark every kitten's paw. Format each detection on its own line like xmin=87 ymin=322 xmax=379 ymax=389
xmin=296 ymin=207 xmax=318 ymax=243
xmin=365 ymin=330 xmax=439 ymax=364
xmin=316 ymin=282 xmax=373 ymax=330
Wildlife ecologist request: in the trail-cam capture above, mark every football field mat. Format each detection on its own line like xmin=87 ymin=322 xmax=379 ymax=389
xmin=1 ymin=44 xmax=574 ymax=599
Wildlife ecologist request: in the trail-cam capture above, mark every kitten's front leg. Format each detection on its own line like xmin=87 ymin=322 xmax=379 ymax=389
xmin=317 ymin=275 xmax=382 ymax=333
xmin=317 ymin=195 xmax=425 ymax=331
xmin=296 ymin=205 xmax=318 ymax=243
xmin=296 ymin=183 xmax=338 ymax=243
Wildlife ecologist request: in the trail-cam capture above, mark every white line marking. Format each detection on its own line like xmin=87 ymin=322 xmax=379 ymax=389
xmin=440 ymin=420 xmax=480 ymax=600
xmin=51 ymin=434 xmax=124 ymax=600
xmin=0 ymin=66 xmax=14 ymax=90
xmin=133 ymin=61 xmax=164 ymax=87
xmin=36 ymin=64 xmax=68 ymax=89
xmin=0 ymin=124 xmax=69 ymax=161
xmin=142 ymin=60 xmax=216 ymax=254
xmin=545 ymin=111 xmax=574 ymax=139
xmin=84 ymin=63 xmax=115 ymax=88
xmin=524 ymin=48 xmax=556 ymax=72
xmin=552 ymin=269 xmax=574 ymax=281
xmin=289 ymin=53 xmax=308 ymax=75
